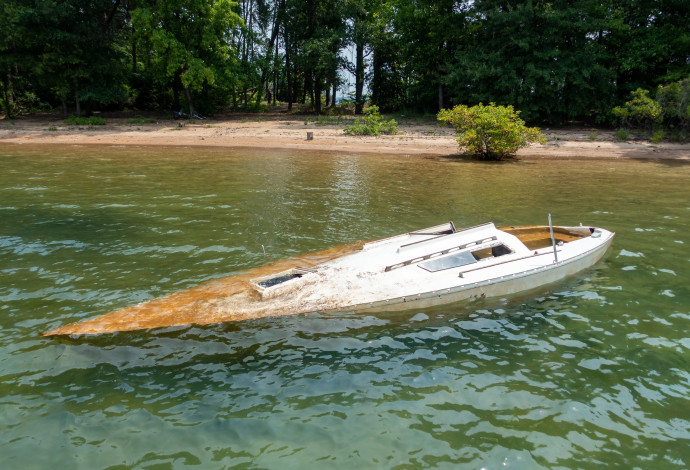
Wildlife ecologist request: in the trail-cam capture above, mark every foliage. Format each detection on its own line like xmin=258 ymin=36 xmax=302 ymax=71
xmin=343 ymin=105 xmax=398 ymax=136
xmin=612 ymin=89 xmax=662 ymax=130
xmin=125 ymin=117 xmax=158 ymax=125
xmin=615 ymin=128 xmax=631 ymax=141
xmin=446 ymin=0 xmax=618 ymax=124
xmin=131 ymin=0 xmax=243 ymax=116
xmin=650 ymin=129 xmax=664 ymax=143
xmin=609 ymin=78 xmax=690 ymax=141
xmin=64 ymin=116 xmax=107 ymax=126
xmin=1 ymin=0 xmax=689 ymax=122
xmin=438 ymin=103 xmax=545 ymax=160
xmin=656 ymin=78 xmax=690 ymax=132
xmin=305 ymin=115 xmax=344 ymax=126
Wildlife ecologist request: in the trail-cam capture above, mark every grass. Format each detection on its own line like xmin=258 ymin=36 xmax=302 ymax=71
xmin=124 ymin=116 xmax=157 ymax=125
xmin=303 ymin=115 xmax=345 ymax=126
xmin=64 ymin=115 xmax=106 ymax=126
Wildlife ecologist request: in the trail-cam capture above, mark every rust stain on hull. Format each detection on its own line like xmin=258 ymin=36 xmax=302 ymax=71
xmin=43 ymin=242 xmax=364 ymax=336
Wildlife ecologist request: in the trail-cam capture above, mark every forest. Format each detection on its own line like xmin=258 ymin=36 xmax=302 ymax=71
xmin=1 ymin=0 xmax=689 ymax=125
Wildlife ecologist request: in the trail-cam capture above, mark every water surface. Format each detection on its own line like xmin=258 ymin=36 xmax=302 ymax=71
xmin=1 ymin=144 xmax=689 ymax=468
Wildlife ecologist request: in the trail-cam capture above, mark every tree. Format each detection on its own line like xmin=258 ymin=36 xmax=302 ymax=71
xmin=393 ymin=0 xmax=467 ymax=112
xmin=656 ymin=78 xmax=690 ymax=132
xmin=0 ymin=0 xmax=21 ymax=117
xmin=343 ymin=0 xmax=379 ymax=114
xmin=1 ymin=0 xmax=128 ymax=118
xmin=438 ymin=103 xmax=545 ymax=160
xmin=284 ymin=0 xmax=345 ymax=114
xmin=602 ymin=0 xmax=690 ymax=101
xmin=2 ymin=0 xmax=688 ymax=121
xmin=445 ymin=0 xmax=616 ymax=124
xmin=131 ymin=0 xmax=243 ymax=115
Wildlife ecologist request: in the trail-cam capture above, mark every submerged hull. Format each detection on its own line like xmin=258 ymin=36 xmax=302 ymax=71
xmin=43 ymin=222 xmax=614 ymax=336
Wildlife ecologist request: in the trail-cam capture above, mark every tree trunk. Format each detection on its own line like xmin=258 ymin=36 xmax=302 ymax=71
xmin=61 ymin=94 xmax=68 ymax=118
xmin=2 ymin=68 xmax=13 ymax=119
xmin=438 ymin=83 xmax=444 ymax=111
xmin=75 ymin=91 xmax=81 ymax=117
xmin=285 ymin=32 xmax=292 ymax=111
xmin=273 ymin=38 xmax=278 ymax=106
xmin=371 ymin=48 xmax=381 ymax=109
xmin=185 ymin=86 xmax=195 ymax=116
xmin=332 ymin=85 xmax=337 ymax=107
xmin=355 ymin=39 xmax=365 ymax=114
xmin=325 ymin=87 xmax=331 ymax=107
xmin=131 ymin=35 xmax=137 ymax=73
xmin=173 ymin=72 xmax=182 ymax=110
xmin=314 ymin=76 xmax=322 ymax=115
xmin=304 ymin=73 xmax=312 ymax=105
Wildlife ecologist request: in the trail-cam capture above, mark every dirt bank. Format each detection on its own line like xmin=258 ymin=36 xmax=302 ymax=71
xmin=2 ymin=113 xmax=689 ymax=160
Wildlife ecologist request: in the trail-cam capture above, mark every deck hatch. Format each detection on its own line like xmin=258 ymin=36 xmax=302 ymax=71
xmin=257 ymin=273 xmax=303 ymax=288
xmin=418 ymin=251 xmax=477 ymax=272
xmin=384 ymin=235 xmax=497 ymax=272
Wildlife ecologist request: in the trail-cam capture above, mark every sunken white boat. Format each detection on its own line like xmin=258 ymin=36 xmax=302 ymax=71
xmin=252 ymin=221 xmax=615 ymax=313
xmin=44 ymin=221 xmax=614 ymax=336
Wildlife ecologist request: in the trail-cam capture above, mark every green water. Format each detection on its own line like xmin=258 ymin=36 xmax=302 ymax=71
xmin=1 ymin=144 xmax=689 ymax=469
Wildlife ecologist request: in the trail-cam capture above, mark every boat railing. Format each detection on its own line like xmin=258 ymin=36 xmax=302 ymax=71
xmin=457 ymin=248 xmax=563 ymax=277
xmin=385 ymin=235 xmax=498 ymax=272
xmin=400 ymin=222 xmax=495 ymax=252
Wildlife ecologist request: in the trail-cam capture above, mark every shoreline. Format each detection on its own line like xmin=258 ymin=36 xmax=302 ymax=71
xmin=2 ymin=115 xmax=689 ymax=161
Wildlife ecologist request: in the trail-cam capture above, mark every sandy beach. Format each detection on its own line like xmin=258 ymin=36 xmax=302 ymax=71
xmin=1 ymin=113 xmax=689 ymax=160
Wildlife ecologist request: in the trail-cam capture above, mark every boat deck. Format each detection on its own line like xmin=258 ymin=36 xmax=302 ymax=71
xmin=501 ymin=225 xmax=589 ymax=250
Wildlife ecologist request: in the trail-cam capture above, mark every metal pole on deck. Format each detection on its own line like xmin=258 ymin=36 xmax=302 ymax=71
xmin=548 ymin=213 xmax=558 ymax=263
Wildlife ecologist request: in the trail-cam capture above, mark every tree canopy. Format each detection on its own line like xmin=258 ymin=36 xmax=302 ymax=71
xmin=1 ymin=0 xmax=689 ymax=123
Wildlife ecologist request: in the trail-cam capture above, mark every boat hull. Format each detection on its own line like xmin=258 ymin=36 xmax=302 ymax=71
xmin=42 ymin=222 xmax=614 ymax=336
xmin=345 ymin=231 xmax=614 ymax=313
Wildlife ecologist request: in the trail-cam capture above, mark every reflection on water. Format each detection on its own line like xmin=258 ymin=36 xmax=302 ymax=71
xmin=1 ymin=145 xmax=689 ymax=468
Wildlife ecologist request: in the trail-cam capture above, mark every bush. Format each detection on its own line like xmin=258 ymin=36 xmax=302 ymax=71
xmin=615 ymin=128 xmax=630 ymax=141
xmin=437 ymin=103 xmax=545 ymax=160
xmin=656 ymin=78 xmax=690 ymax=132
xmin=344 ymin=106 xmax=398 ymax=136
xmin=612 ymin=89 xmax=662 ymax=130
xmin=650 ymin=129 xmax=664 ymax=143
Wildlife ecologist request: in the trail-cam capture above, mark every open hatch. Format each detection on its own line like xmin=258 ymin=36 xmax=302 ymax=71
xmin=250 ymin=268 xmax=316 ymax=299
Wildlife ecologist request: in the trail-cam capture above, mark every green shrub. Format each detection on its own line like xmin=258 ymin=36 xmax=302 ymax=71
xmin=64 ymin=116 xmax=106 ymax=126
xmin=344 ymin=106 xmax=398 ymax=136
xmin=437 ymin=103 xmax=545 ymax=160
xmin=650 ymin=129 xmax=664 ymax=143
xmin=615 ymin=128 xmax=630 ymax=141
xmin=612 ymin=89 xmax=662 ymax=130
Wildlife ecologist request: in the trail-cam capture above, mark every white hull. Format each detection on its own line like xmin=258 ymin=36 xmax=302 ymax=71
xmin=348 ymin=233 xmax=613 ymax=313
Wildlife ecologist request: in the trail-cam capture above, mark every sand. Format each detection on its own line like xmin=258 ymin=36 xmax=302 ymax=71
xmin=1 ymin=113 xmax=689 ymax=160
